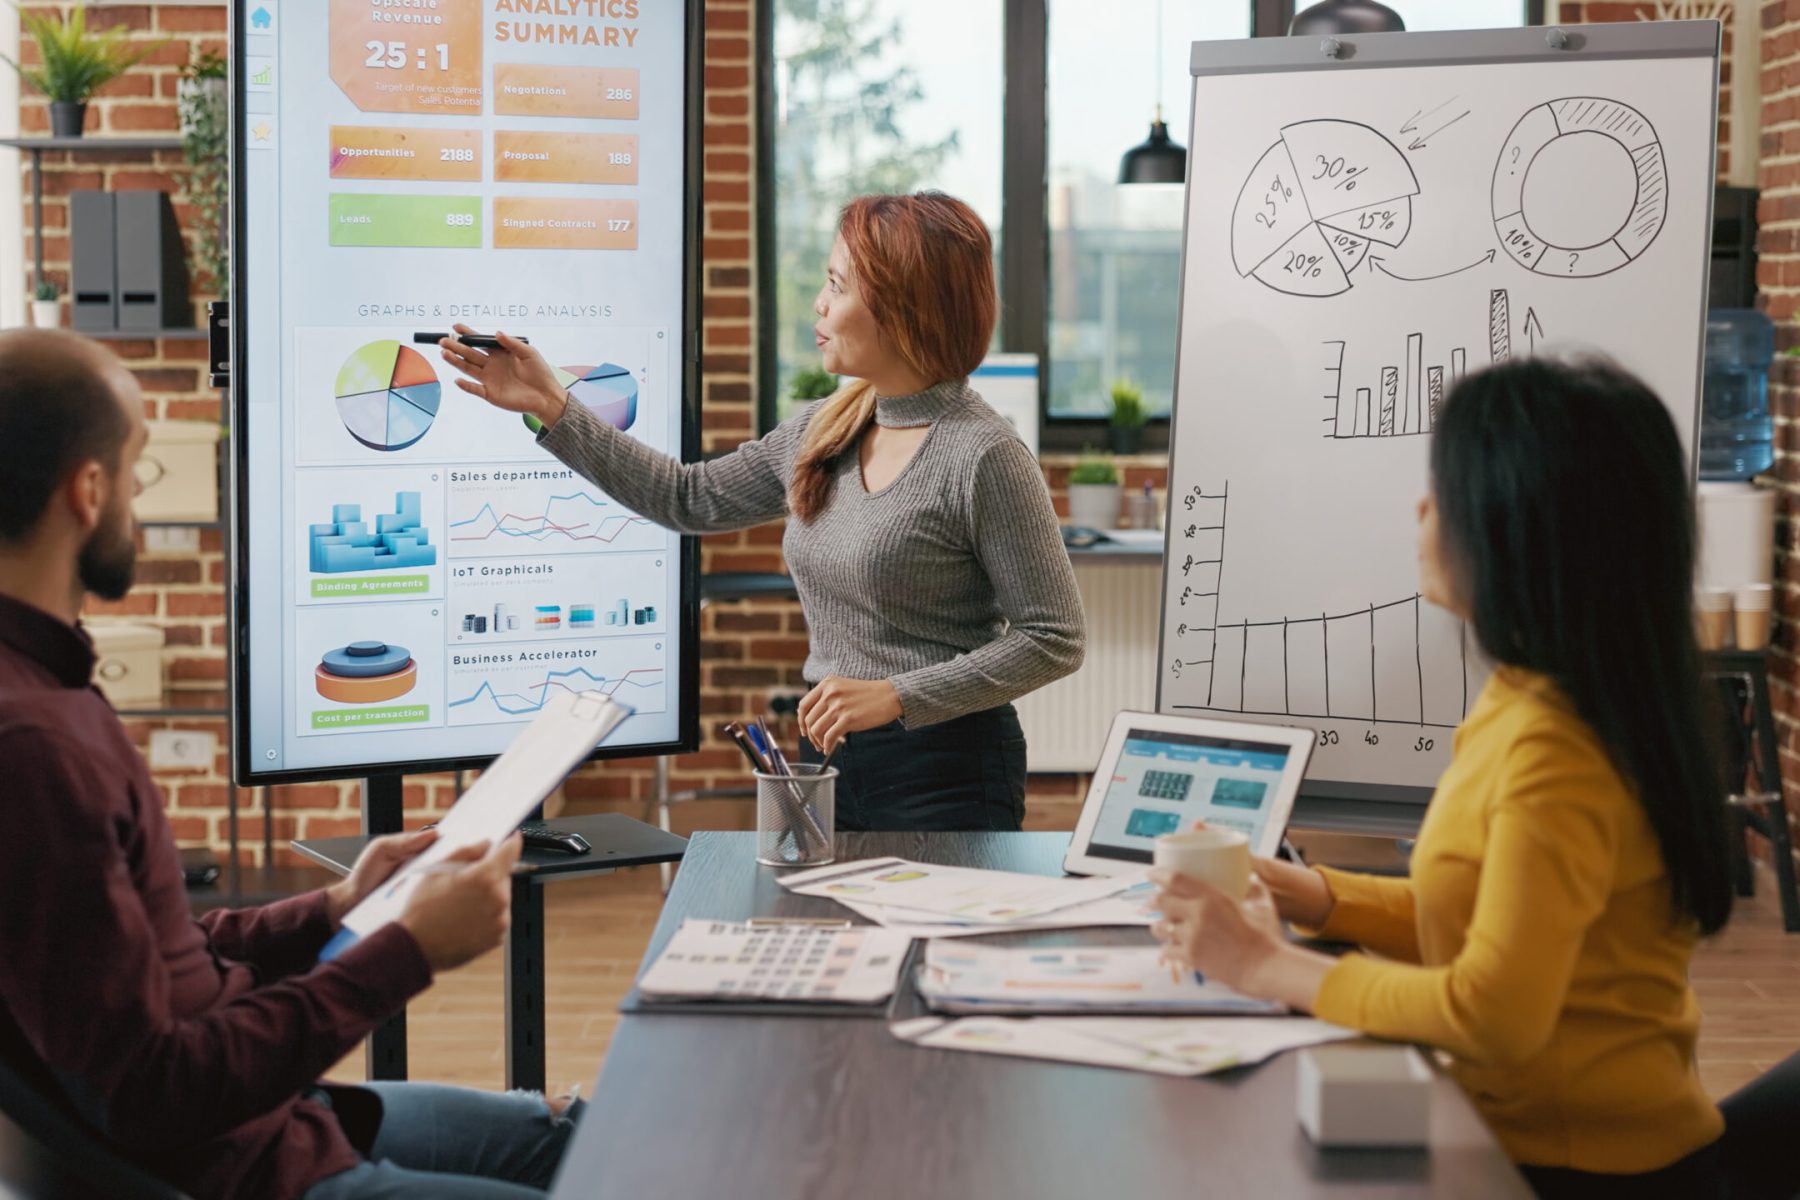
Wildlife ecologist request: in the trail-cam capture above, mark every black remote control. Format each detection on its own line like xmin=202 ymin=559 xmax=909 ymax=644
xmin=518 ymin=822 xmax=590 ymax=855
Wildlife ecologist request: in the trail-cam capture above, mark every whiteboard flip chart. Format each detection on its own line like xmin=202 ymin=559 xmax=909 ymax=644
xmin=1158 ymin=23 xmax=1719 ymax=801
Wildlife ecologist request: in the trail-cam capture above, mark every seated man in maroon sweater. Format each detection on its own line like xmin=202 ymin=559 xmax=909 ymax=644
xmin=0 ymin=329 xmax=585 ymax=1198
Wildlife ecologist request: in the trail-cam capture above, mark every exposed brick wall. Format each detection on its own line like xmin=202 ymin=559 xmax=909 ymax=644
xmin=1758 ymin=0 xmax=1800 ymax=860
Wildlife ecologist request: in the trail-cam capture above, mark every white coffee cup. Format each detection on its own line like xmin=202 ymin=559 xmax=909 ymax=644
xmin=1153 ymin=827 xmax=1252 ymax=900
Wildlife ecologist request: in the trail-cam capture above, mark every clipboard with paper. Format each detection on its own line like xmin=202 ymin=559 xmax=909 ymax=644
xmin=321 ymin=690 xmax=632 ymax=960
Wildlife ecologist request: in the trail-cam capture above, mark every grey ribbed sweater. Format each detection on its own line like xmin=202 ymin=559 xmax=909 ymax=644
xmin=538 ymin=379 xmax=1085 ymax=728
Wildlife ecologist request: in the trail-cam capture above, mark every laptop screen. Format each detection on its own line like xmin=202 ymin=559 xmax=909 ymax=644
xmin=1084 ymin=728 xmax=1296 ymax=864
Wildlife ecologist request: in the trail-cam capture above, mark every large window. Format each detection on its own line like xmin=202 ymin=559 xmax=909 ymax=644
xmin=1046 ymin=2 xmax=1251 ymax=418
xmin=768 ymin=0 xmax=1003 ymax=421
xmin=761 ymin=0 xmax=1535 ymax=434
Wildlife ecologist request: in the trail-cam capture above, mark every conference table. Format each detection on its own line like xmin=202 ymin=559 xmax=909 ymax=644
xmin=551 ymin=831 xmax=1530 ymax=1199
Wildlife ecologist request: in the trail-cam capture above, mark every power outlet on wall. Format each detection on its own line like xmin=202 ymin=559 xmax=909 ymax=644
xmin=768 ymin=688 xmax=805 ymax=717
xmin=149 ymin=729 xmax=216 ymax=771
xmin=144 ymin=527 xmax=201 ymax=556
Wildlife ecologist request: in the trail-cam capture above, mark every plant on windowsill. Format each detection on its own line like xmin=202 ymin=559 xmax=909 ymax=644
xmin=179 ymin=48 xmax=230 ymax=294
xmin=1067 ymin=449 xmax=1121 ymax=531
xmin=787 ymin=364 xmax=839 ymax=418
xmin=1108 ymin=378 xmax=1148 ymax=455
xmin=30 ymin=280 xmax=60 ymax=329
xmin=2 ymin=4 xmax=167 ymax=138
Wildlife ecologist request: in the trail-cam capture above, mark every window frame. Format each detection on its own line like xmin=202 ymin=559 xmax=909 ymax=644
xmin=757 ymin=0 xmax=1543 ymax=442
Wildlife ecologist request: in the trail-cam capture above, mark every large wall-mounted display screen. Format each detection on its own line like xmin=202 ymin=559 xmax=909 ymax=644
xmin=230 ymin=0 xmax=699 ymax=783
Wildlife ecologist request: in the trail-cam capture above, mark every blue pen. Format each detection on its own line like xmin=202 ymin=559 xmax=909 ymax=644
xmin=752 ymin=719 xmax=828 ymax=849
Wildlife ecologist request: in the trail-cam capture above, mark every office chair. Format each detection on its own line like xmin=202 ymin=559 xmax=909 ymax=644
xmin=0 ymin=1048 xmax=191 ymax=1200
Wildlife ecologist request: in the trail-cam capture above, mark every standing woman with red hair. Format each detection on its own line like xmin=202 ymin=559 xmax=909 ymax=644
xmin=440 ymin=193 xmax=1085 ymax=832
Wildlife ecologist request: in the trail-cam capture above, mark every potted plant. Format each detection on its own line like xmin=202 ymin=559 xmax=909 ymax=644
xmin=1067 ymin=450 xmax=1122 ymax=530
xmin=30 ymin=280 xmax=59 ymax=328
xmin=786 ymin=364 xmax=839 ymax=418
xmin=3 ymin=5 xmax=165 ymax=138
xmin=1108 ymin=378 xmax=1149 ymax=454
xmin=179 ymin=49 xmax=229 ymax=293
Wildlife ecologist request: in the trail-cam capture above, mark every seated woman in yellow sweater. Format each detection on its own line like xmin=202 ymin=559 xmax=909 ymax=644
xmin=1152 ymin=358 xmax=1735 ymax=1199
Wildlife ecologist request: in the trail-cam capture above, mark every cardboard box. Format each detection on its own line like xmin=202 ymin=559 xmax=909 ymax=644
xmin=136 ymin=421 xmax=221 ymax=523
xmin=86 ymin=621 xmax=164 ymax=707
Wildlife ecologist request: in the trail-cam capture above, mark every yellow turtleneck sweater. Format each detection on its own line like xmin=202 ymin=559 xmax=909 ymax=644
xmin=1310 ymin=667 xmax=1722 ymax=1173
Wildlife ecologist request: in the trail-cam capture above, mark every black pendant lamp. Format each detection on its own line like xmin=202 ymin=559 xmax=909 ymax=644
xmin=1118 ymin=0 xmax=1186 ymax=185
xmin=1288 ymin=0 xmax=1405 ymax=35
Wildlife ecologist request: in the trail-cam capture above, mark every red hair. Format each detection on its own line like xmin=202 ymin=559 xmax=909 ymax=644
xmin=789 ymin=192 xmax=997 ymax=522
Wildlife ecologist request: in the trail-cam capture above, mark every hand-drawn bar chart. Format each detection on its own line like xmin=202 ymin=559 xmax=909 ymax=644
xmin=1168 ymin=483 xmax=1472 ymax=729
xmin=1323 ymin=289 xmax=1519 ymax=439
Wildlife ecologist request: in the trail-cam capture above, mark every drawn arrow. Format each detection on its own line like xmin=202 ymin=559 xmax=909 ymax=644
xmin=1524 ymin=307 xmax=1545 ymax=354
xmin=1405 ymin=108 xmax=1470 ymax=150
xmin=1400 ymin=97 xmax=1461 ymax=136
xmin=1367 ymin=249 xmax=1496 ymax=282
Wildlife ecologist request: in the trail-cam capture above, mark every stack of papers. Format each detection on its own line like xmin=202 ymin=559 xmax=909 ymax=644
xmin=637 ymin=919 xmax=912 ymax=1005
xmin=833 ymin=878 xmax=1159 ymax=938
xmin=891 ymin=1015 xmax=1357 ymax=1077
xmin=778 ymin=857 xmax=1136 ymax=927
xmin=916 ymin=942 xmax=1283 ymax=1015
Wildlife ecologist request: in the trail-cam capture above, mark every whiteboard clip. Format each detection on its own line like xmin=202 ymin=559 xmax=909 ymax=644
xmin=1319 ymin=37 xmax=1342 ymax=59
xmin=1545 ymin=27 xmax=1570 ymax=50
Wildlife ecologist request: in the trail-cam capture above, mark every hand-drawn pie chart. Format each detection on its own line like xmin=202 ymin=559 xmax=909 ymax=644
xmin=1492 ymin=97 xmax=1666 ymax=278
xmin=334 ymin=340 xmax=441 ymax=452
xmin=1231 ymin=119 xmax=1421 ymax=298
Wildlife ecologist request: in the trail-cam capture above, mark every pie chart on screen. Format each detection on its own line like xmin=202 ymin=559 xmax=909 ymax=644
xmin=334 ymin=340 xmax=442 ymax=452
xmin=552 ymin=363 xmax=639 ymax=431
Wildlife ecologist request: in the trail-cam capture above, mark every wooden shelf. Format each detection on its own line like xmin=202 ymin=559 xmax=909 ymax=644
xmin=112 ymin=690 xmax=230 ymax=720
xmin=0 ymin=135 xmax=183 ymax=152
xmin=85 ymin=327 xmax=207 ymax=341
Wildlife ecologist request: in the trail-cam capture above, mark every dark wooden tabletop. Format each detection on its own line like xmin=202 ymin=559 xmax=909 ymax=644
xmin=550 ymin=832 xmax=1529 ymax=1200
xmin=291 ymin=812 xmax=688 ymax=881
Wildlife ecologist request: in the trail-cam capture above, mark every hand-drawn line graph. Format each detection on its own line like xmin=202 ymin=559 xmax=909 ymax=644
xmin=1493 ymin=97 xmax=1667 ymax=278
xmin=1167 ymin=483 xmax=1472 ymax=729
xmin=447 ymin=489 xmax=660 ymax=556
xmin=1231 ymin=120 xmax=1421 ymax=298
xmin=447 ymin=663 xmax=666 ymax=724
xmin=1322 ymin=289 xmax=1548 ymax=439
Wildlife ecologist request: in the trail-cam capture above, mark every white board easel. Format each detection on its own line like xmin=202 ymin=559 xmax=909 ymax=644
xmin=1157 ymin=22 xmax=1720 ymax=806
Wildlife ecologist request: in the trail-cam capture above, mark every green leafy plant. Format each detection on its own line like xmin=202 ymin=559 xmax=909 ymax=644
xmin=1069 ymin=450 xmax=1119 ymax=486
xmin=2 ymin=5 xmax=165 ymax=104
xmin=788 ymin=364 xmax=839 ymax=402
xmin=185 ymin=47 xmax=226 ymax=81
xmin=179 ymin=47 xmax=229 ymax=292
xmin=32 ymin=279 xmax=57 ymax=302
xmin=1109 ymin=378 xmax=1148 ymax=430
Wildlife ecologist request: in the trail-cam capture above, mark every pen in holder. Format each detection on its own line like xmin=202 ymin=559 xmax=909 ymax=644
xmin=755 ymin=764 xmax=836 ymax=867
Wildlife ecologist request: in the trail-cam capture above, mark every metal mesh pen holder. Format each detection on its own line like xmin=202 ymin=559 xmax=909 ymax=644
xmin=755 ymin=765 xmax=836 ymax=867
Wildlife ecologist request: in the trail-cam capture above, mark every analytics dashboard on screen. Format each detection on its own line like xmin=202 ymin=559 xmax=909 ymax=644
xmin=232 ymin=0 xmax=697 ymax=782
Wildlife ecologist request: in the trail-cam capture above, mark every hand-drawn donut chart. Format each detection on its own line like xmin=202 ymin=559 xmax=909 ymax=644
xmin=1232 ymin=120 xmax=1422 ymax=298
xmin=1492 ymin=97 xmax=1667 ymax=278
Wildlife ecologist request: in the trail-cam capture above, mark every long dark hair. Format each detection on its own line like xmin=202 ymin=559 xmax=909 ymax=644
xmin=1431 ymin=357 xmax=1732 ymax=935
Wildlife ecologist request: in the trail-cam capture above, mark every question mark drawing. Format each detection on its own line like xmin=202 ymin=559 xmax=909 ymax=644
xmin=1567 ymin=251 xmax=1579 ymax=273
xmin=1510 ymin=145 xmax=1521 ymax=173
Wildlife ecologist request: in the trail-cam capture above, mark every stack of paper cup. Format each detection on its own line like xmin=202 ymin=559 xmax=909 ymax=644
xmin=1737 ymin=584 xmax=1774 ymax=651
xmin=1696 ymin=588 xmax=1734 ymax=651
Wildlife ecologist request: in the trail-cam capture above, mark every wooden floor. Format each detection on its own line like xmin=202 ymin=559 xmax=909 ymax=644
xmin=326 ymin=853 xmax=1800 ymax=1102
